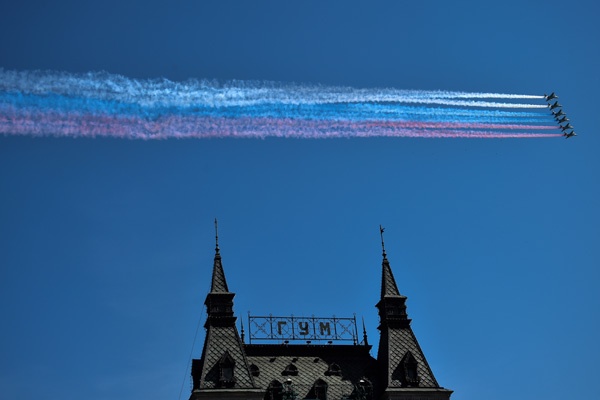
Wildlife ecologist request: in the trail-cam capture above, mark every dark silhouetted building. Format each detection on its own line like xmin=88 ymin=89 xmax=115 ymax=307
xmin=189 ymin=232 xmax=453 ymax=400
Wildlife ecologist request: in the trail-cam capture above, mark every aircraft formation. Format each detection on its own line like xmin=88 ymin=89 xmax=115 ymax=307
xmin=0 ymin=69 xmax=578 ymax=140
xmin=544 ymin=92 xmax=577 ymax=138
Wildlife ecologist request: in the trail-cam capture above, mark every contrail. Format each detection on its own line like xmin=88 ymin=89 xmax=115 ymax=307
xmin=0 ymin=69 xmax=562 ymax=139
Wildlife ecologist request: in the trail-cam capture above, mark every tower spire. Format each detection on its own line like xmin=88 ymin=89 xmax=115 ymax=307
xmin=375 ymin=227 xmax=450 ymax=398
xmin=209 ymin=219 xmax=228 ymax=293
xmin=379 ymin=225 xmax=400 ymax=298
xmin=193 ymin=223 xmax=257 ymax=394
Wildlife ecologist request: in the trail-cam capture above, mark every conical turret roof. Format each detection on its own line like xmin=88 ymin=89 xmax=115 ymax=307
xmin=209 ymin=218 xmax=230 ymax=293
xmin=381 ymin=253 xmax=401 ymax=298
xmin=210 ymin=248 xmax=230 ymax=293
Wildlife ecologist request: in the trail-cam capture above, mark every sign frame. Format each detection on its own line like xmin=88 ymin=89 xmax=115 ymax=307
xmin=247 ymin=314 xmax=359 ymax=344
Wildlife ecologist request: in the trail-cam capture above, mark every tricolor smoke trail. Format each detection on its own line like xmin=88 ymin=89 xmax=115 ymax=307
xmin=0 ymin=69 xmax=563 ymax=139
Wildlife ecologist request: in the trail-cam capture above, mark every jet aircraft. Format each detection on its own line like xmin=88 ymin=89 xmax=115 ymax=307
xmin=556 ymin=116 xmax=569 ymax=124
xmin=563 ymin=130 xmax=577 ymax=139
xmin=560 ymin=123 xmax=574 ymax=132
xmin=553 ymin=110 xmax=565 ymax=119
xmin=544 ymin=92 xmax=558 ymax=101
xmin=548 ymin=101 xmax=562 ymax=110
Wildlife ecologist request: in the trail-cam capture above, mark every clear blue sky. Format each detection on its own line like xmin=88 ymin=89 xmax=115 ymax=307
xmin=1 ymin=1 xmax=599 ymax=399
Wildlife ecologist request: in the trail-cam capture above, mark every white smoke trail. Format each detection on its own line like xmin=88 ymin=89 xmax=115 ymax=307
xmin=0 ymin=69 xmax=546 ymax=108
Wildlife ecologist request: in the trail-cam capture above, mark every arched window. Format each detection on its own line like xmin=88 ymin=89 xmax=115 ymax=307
xmin=325 ymin=363 xmax=342 ymax=376
xmin=250 ymin=363 xmax=260 ymax=377
xmin=307 ymin=379 xmax=328 ymax=400
xmin=282 ymin=363 xmax=298 ymax=376
xmin=265 ymin=380 xmax=283 ymax=400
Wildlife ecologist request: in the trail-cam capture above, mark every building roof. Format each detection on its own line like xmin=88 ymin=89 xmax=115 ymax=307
xmin=190 ymin=229 xmax=452 ymax=400
xmin=244 ymin=344 xmax=378 ymax=399
xmin=195 ymin=326 xmax=256 ymax=389
xmin=210 ymin=251 xmax=230 ymax=294
xmin=384 ymin=328 xmax=439 ymax=388
xmin=381 ymin=254 xmax=402 ymax=298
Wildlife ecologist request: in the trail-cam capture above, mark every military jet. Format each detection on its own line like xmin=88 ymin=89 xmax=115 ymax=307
xmin=553 ymin=109 xmax=566 ymax=119
xmin=563 ymin=130 xmax=577 ymax=139
xmin=544 ymin=92 xmax=558 ymax=101
xmin=560 ymin=123 xmax=574 ymax=132
xmin=556 ymin=116 xmax=569 ymax=124
xmin=548 ymin=101 xmax=562 ymax=110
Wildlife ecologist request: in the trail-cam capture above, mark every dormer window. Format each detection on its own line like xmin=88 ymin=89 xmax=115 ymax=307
xmin=400 ymin=351 xmax=420 ymax=387
xmin=266 ymin=380 xmax=283 ymax=400
xmin=308 ymin=379 xmax=328 ymax=400
xmin=250 ymin=364 xmax=260 ymax=377
xmin=325 ymin=363 xmax=342 ymax=376
xmin=218 ymin=351 xmax=236 ymax=387
xmin=282 ymin=363 xmax=298 ymax=376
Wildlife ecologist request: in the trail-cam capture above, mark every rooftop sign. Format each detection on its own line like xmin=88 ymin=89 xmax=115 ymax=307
xmin=247 ymin=315 xmax=358 ymax=344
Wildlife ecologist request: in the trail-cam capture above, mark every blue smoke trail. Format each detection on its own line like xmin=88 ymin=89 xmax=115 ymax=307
xmin=0 ymin=69 xmax=561 ymax=139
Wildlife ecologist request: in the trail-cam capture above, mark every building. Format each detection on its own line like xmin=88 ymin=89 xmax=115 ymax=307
xmin=190 ymin=228 xmax=453 ymax=400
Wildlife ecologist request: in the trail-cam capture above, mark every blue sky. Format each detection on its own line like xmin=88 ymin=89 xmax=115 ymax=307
xmin=1 ymin=1 xmax=599 ymax=400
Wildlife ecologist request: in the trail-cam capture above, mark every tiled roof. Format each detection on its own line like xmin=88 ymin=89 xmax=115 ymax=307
xmin=381 ymin=256 xmax=401 ymax=298
xmin=210 ymin=254 xmax=229 ymax=293
xmin=244 ymin=344 xmax=378 ymax=399
xmin=197 ymin=326 xmax=255 ymax=389
xmin=384 ymin=328 xmax=439 ymax=388
xmin=191 ymin=236 xmax=452 ymax=400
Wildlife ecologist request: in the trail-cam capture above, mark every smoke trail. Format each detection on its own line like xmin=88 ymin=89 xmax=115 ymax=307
xmin=0 ymin=110 xmax=563 ymax=139
xmin=0 ymin=92 xmax=550 ymax=124
xmin=0 ymin=69 xmax=562 ymax=139
xmin=0 ymin=69 xmax=547 ymax=108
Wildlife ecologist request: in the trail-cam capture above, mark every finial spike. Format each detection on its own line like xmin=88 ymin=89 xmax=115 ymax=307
xmin=240 ymin=318 xmax=245 ymax=343
xmin=214 ymin=218 xmax=220 ymax=254
xmin=379 ymin=225 xmax=386 ymax=257
xmin=362 ymin=317 xmax=369 ymax=346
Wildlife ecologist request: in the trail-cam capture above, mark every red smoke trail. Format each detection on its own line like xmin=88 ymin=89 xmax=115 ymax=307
xmin=0 ymin=110 xmax=562 ymax=139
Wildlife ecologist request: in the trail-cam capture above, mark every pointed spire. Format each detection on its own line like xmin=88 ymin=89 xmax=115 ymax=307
xmin=379 ymin=225 xmax=401 ymax=298
xmin=210 ymin=218 xmax=229 ymax=293
xmin=362 ymin=317 xmax=369 ymax=346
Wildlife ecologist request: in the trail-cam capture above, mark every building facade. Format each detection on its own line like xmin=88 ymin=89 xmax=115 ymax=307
xmin=189 ymin=232 xmax=453 ymax=400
